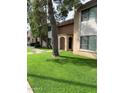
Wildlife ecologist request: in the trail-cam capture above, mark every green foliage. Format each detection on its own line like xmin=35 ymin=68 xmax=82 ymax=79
xmin=54 ymin=0 xmax=82 ymax=21
xmin=27 ymin=0 xmax=48 ymax=37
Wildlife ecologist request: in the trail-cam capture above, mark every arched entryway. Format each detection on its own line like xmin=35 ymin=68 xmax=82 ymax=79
xmin=68 ymin=37 xmax=73 ymax=50
xmin=60 ymin=37 xmax=65 ymax=50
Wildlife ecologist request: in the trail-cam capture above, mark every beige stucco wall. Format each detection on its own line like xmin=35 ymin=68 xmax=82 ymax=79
xmin=27 ymin=31 xmax=40 ymax=44
xmin=27 ymin=31 xmax=35 ymax=44
xmin=73 ymin=9 xmax=80 ymax=53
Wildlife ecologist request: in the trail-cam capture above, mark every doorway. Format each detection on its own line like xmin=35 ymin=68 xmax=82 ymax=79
xmin=69 ymin=37 xmax=73 ymax=50
xmin=60 ymin=37 xmax=65 ymax=50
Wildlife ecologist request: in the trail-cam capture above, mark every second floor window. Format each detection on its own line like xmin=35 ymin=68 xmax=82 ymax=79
xmin=81 ymin=10 xmax=89 ymax=21
xmin=81 ymin=6 xmax=97 ymax=22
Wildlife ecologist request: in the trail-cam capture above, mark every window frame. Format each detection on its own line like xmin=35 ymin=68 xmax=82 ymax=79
xmin=80 ymin=35 xmax=96 ymax=52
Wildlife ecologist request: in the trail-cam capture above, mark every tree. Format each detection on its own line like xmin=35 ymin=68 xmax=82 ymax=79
xmin=48 ymin=0 xmax=59 ymax=56
xmin=27 ymin=0 xmax=48 ymax=47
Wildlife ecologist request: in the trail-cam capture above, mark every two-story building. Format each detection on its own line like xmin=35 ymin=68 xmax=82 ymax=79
xmin=28 ymin=0 xmax=97 ymax=58
xmin=73 ymin=0 xmax=97 ymax=58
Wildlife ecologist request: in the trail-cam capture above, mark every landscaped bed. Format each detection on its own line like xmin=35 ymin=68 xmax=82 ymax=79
xmin=27 ymin=51 xmax=97 ymax=93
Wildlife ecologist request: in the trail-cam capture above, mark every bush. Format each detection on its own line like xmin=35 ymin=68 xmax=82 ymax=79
xmin=34 ymin=42 xmax=40 ymax=48
xmin=30 ymin=43 xmax=35 ymax=46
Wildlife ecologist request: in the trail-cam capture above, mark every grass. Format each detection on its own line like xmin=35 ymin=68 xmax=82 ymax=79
xmin=37 ymin=47 xmax=51 ymax=51
xmin=27 ymin=47 xmax=32 ymax=52
xmin=27 ymin=47 xmax=51 ymax=52
xmin=27 ymin=51 xmax=97 ymax=93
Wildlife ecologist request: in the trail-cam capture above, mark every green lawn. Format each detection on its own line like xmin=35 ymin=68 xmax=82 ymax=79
xmin=27 ymin=51 xmax=97 ymax=93
xmin=37 ymin=47 xmax=52 ymax=51
xmin=27 ymin=47 xmax=32 ymax=52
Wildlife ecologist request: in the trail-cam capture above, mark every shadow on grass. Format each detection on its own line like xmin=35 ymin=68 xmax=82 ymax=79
xmin=46 ymin=55 xmax=97 ymax=68
xmin=28 ymin=73 xmax=96 ymax=88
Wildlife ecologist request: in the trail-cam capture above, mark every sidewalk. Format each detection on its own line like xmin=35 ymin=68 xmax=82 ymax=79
xmin=27 ymin=81 xmax=34 ymax=93
xmin=27 ymin=47 xmax=52 ymax=55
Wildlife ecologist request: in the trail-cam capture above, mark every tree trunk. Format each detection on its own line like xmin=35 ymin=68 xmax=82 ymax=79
xmin=35 ymin=38 xmax=38 ymax=43
xmin=45 ymin=35 xmax=49 ymax=48
xmin=48 ymin=0 xmax=59 ymax=56
xmin=39 ymin=35 xmax=43 ymax=48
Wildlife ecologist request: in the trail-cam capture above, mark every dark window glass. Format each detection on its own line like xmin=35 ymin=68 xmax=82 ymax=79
xmin=48 ymin=26 xmax=51 ymax=31
xmin=81 ymin=6 xmax=97 ymax=22
xmin=28 ymin=37 xmax=30 ymax=41
xmin=80 ymin=35 xmax=96 ymax=51
xmin=81 ymin=10 xmax=89 ymax=21
xmin=89 ymin=7 xmax=97 ymax=22
xmin=80 ymin=36 xmax=89 ymax=49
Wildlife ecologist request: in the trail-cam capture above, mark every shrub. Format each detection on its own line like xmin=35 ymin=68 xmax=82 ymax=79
xmin=30 ymin=43 xmax=35 ymax=46
xmin=34 ymin=42 xmax=41 ymax=48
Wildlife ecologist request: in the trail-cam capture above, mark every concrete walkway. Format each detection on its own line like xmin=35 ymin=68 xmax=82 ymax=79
xmin=27 ymin=81 xmax=34 ymax=93
xmin=27 ymin=47 xmax=52 ymax=55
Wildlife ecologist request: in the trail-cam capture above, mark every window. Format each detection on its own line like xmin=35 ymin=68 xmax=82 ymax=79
xmin=80 ymin=6 xmax=97 ymax=51
xmin=89 ymin=7 xmax=97 ymax=22
xmin=80 ymin=36 xmax=89 ymax=49
xmin=81 ymin=6 xmax=97 ymax=22
xmin=27 ymin=37 xmax=30 ymax=41
xmin=48 ymin=26 xmax=51 ymax=31
xmin=81 ymin=10 xmax=89 ymax=21
xmin=88 ymin=36 xmax=96 ymax=51
xmin=80 ymin=35 xmax=96 ymax=51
